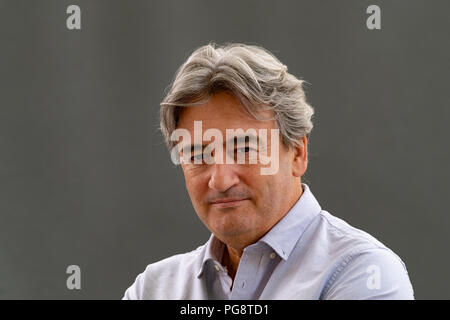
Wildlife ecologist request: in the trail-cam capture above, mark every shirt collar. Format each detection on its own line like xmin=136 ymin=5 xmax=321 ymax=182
xmin=196 ymin=183 xmax=321 ymax=278
xmin=196 ymin=233 xmax=226 ymax=278
xmin=258 ymin=183 xmax=321 ymax=261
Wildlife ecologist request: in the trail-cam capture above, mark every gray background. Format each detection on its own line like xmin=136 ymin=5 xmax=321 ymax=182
xmin=0 ymin=0 xmax=449 ymax=299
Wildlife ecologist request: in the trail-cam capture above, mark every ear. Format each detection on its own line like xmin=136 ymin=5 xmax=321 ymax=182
xmin=292 ymin=136 xmax=308 ymax=178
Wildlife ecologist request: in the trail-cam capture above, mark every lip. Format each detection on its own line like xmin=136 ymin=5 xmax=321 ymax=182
xmin=210 ymin=198 xmax=248 ymax=208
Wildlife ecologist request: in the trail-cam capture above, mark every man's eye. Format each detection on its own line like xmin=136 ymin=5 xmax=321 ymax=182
xmin=190 ymin=154 xmax=203 ymax=162
xmin=236 ymin=147 xmax=254 ymax=153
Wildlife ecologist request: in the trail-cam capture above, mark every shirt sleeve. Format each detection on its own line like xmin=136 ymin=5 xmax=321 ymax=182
xmin=322 ymin=248 xmax=415 ymax=300
xmin=122 ymin=271 xmax=146 ymax=300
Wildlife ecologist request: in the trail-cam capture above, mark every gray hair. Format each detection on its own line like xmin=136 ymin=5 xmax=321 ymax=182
xmin=160 ymin=42 xmax=314 ymax=150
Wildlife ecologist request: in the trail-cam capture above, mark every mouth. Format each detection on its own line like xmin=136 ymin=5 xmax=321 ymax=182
xmin=210 ymin=198 xmax=249 ymax=209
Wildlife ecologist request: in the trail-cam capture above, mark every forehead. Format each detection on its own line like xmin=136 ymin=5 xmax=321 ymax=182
xmin=177 ymin=91 xmax=276 ymax=132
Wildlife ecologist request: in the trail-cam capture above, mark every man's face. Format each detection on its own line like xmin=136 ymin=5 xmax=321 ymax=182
xmin=177 ymin=91 xmax=304 ymax=247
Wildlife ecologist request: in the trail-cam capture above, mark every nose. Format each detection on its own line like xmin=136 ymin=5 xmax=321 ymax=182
xmin=208 ymin=164 xmax=239 ymax=193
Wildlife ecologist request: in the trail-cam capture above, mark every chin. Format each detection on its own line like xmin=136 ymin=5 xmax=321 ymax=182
xmin=209 ymin=214 xmax=254 ymax=237
xmin=214 ymin=227 xmax=250 ymax=240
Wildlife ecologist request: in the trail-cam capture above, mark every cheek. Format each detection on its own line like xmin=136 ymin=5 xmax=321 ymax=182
xmin=183 ymin=170 xmax=208 ymax=207
xmin=252 ymin=161 xmax=290 ymax=207
xmin=241 ymin=168 xmax=272 ymax=206
xmin=185 ymin=177 xmax=201 ymax=198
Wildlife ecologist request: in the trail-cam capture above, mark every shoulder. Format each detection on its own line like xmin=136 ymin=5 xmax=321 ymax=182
xmin=122 ymin=245 xmax=205 ymax=300
xmin=321 ymin=246 xmax=415 ymax=299
xmin=145 ymin=245 xmax=204 ymax=276
xmin=313 ymin=211 xmax=414 ymax=299
xmin=310 ymin=210 xmax=404 ymax=262
xmin=317 ymin=210 xmax=387 ymax=250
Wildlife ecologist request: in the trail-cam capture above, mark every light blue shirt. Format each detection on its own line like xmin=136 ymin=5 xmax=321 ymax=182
xmin=123 ymin=183 xmax=414 ymax=299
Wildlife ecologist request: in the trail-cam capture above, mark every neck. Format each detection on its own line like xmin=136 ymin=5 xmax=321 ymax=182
xmin=221 ymin=244 xmax=241 ymax=286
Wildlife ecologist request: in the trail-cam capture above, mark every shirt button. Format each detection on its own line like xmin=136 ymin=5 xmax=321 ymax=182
xmin=215 ymin=264 xmax=220 ymax=271
xmin=270 ymin=252 xmax=276 ymax=259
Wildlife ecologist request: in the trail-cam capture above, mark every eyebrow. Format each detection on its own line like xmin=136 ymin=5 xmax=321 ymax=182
xmin=181 ymin=134 xmax=260 ymax=154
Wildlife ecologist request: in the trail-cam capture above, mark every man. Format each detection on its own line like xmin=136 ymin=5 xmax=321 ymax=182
xmin=122 ymin=43 xmax=414 ymax=299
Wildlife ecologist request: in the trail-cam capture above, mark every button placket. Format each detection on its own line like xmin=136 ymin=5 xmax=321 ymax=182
xmin=230 ymin=249 xmax=261 ymax=299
